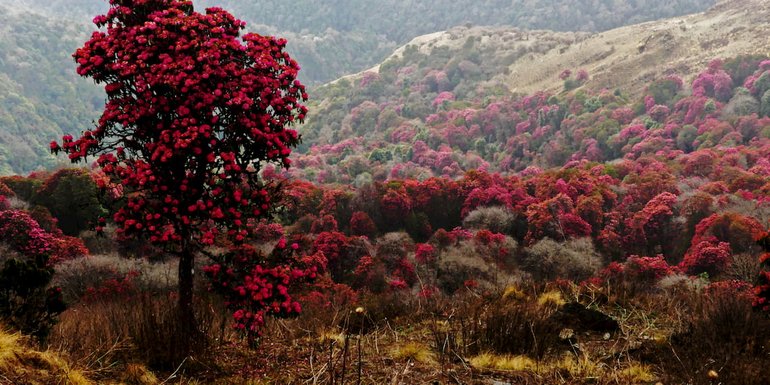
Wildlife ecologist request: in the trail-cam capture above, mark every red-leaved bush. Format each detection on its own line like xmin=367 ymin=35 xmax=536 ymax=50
xmin=0 ymin=210 xmax=53 ymax=259
xmin=624 ymin=255 xmax=674 ymax=282
xmin=204 ymin=241 xmax=325 ymax=338
xmin=680 ymin=237 xmax=732 ymax=277
xmin=350 ymin=211 xmax=377 ymax=238
xmin=754 ymin=232 xmax=770 ymax=311
xmin=414 ymin=243 xmax=436 ymax=264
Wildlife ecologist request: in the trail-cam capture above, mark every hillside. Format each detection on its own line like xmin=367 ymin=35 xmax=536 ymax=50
xmin=0 ymin=0 xmax=718 ymax=86
xmin=2 ymin=1 xmax=770 ymax=384
xmin=0 ymin=5 xmax=102 ymax=175
xmin=503 ymin=0 xmax=770 ymax=95
xmin=294 ymin=0 xmax=770 ymax=184
xmin=336 ymin=0 xmax=770 ymax=97
xmin=0 ymin=0 xmax=724 ymax=175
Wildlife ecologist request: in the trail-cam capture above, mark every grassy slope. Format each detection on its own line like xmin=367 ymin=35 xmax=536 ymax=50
xmin=338 ymin=0 xmax=770 ymax=98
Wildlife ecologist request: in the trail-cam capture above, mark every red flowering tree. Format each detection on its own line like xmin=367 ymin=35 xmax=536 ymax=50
xmin=51 ymin=0 xmax=307 ymax=347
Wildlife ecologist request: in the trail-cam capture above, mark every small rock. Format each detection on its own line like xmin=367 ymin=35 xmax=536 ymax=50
xmin=603 ymin=332 xmax=611 ymax=340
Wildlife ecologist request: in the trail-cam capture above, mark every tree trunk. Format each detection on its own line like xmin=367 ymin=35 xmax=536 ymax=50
xmin=177 ymin=243 xmax=196 ymax=357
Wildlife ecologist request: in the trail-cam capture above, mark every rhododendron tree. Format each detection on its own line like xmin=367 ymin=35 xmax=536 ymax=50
xmin=51 ymin=0 xmax=307 ymax=347
xmin=350 ymin=211 xmax=377 ymax=238
xmin=623 ymin=255 xmax=674 ymax=283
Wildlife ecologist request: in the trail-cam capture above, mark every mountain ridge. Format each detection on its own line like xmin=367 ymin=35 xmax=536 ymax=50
xmin=336 ymin=0 xmax=770 ymax=97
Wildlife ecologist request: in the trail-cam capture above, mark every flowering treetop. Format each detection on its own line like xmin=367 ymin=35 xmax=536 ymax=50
xmin=51 ymin=0 xmax=308 ymax=248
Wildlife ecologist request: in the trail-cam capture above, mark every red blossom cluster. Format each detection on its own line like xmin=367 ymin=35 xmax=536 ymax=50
xmin=52 ymin=0 xmax=307 ymax=248
xmin=0 ymin=210 xmax=89 ymax=265
xmin=83 ymin=270 xmax=141 ymax=303
xmin=204 ymin=241 xmax=325 ymax=336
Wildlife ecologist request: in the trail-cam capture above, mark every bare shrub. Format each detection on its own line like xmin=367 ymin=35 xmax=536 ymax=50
xmin=375 ymin=232 xmax=414 ymax=262
xmin=79 ymin=225 xmax=118 ymax=255
xmin=463 ymin=206 xmax=516 ymax=234
xmin=726 ymin=253 xmax=761 ymax=284
xmin=5 ymin=196 xmax=29 ymax=211
xmin=651 ymin=290 xmax=770 ymax=385
xmin=50 ymin=293 xmax=228 ymax=372
xmin=436 ymin=242 xmax=500 ymax=293
xmin=53 ymin=254 xmax=177 ymax=303
xmin=657 ymin=273 xmax=705 ymax=292
xmin=520 ymin=238 xmax=602 ymax=281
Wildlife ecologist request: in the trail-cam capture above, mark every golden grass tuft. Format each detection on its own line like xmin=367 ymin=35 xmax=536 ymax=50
xmin=469 ymin=353 xmax=496 ymax=369
xmin=317 ymin=330 xmax=346 ymax=345
xmin=537 ymin=290 xmax=566 ymax=307
xmin=549 ymin=353 xmax=605 ymax=379
xmin=0 ymin=327 xmax=93 ymax=384
xmin=123 ymin=362 xmax=159 ymax=385
xmin=469 ymin=353 xmax=536 ymax=371
xmin=502 ymin=285 xmax=526 ymax=300
xmin=620 ymin=363 xmax=657 ymax=382
xmin=390 ymin=342 xmax=436 ymax=364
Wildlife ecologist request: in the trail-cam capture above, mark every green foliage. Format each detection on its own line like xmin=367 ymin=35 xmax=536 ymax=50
xmin=723 ymin=54 xmax=769 ymax=86
xmin=0 ymin=175 xmax=41 ymax=201
xmin=761 ymin=89 xmax=770 ymax=118
xmin=647 ymin=78 xmax=682 ymax=106
xmin=0 ymin=6 xmax=103 ymax=175
xmin=31 ymin=169 xmax=105 ymax=236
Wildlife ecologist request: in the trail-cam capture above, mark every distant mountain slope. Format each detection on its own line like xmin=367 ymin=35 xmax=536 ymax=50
xmin=342 ymin=0 xmax=770 ymax=98
xmin=291 ymin=0 xmax=770 ymax=184
xmin=0 ymin=6 xmax=102 ymax=175
xmin=0 ymin=0 xmax=717 ymax=85
xmin=0 ymin=0 xmax=733 ymax=175
xmin=501 ymin=0 xmax=770 ymax=96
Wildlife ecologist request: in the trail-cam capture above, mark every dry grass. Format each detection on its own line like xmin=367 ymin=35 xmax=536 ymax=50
xmin=619 ymin=363 xmax=657 ymax=382
xmin=23 ymin=278 xmax=767 ymax=385
xmin=470 ymin=353 xmax=537 ymax=371
xmin=537 ymin=290 xmax=566 ymax=307
xmin=390 ymin=342 xmax=436 ymax=364
xmin=0 ymin=327 xmax=93 ymax=385
xmin=50 ymin=293 xmax=230 ymax=375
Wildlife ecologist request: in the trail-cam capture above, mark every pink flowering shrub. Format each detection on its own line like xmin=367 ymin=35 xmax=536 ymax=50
xmin=692 ymin=60 xmax=734 ymax=102
xmin=0 ymin=210 xmax=67 ymax=341
xmin=680 ymin=237 xmax=732 ymax=277
xmin=624 ymin=255 xmax=674 ymax=282
xmin=415 ymin=243 xmax=436 ymax=264
xmin=0 ymin=210 xmax=54 ymax=258
xmin=203 ymin=241 xmax=325 ymax=338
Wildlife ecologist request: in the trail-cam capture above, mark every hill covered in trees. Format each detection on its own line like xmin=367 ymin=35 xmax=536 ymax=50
xmin=0 ymin=0 xmax=743 ymax=175
xmin=0 ymin=6 xmax=102 ymax=175
xmin=293 ymin=0 xmax=770 ymax=183
xmin=2 ymin=1 xmax=770 ymax=383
